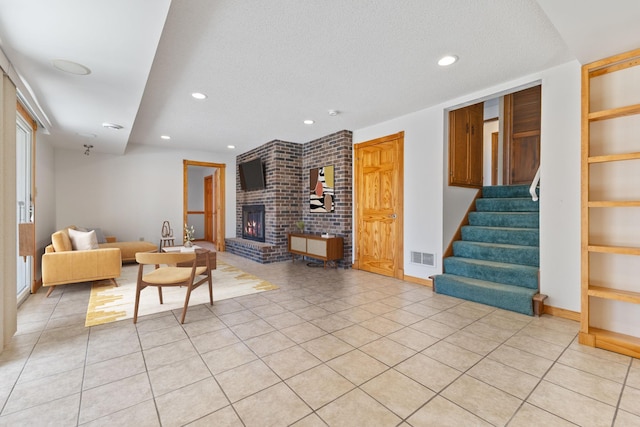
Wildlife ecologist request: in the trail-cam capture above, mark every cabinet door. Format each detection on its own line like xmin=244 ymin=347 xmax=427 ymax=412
xmin=449 ymin=107 xmax=470 ymax=186
xmin=449 ymin=102 xmax=484 ymax=187
xmin=290 ymin=236 xmax=306 ymax=252
xmin=306 ymin=239 xmax=327 ymax=257
xmin=467 ymin=103 xmax=484 ymax=186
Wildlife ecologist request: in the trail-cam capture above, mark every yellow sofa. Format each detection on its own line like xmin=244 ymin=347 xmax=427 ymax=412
xmin=41 ymin=227 xmax=156 ymax=297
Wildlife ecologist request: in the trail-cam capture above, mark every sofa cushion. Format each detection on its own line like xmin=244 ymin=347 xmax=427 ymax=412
xmin=91 ymin=227 xmax=107 ymax=244
xmin=51 ymin=231 xmax=72 ymax=252
xmin=68 ymin=228 xmax=99 ymax=250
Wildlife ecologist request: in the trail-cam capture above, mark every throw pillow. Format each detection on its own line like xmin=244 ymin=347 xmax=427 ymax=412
xmin=51 ymin=231 xmax=72 ymax=252
xmin=68 ymin=228 xmax=99 ymax=250
xmin=90 ymin=227 xmax=107 ymax=244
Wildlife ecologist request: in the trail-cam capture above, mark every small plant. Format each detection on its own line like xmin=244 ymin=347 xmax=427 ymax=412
xmin=295 ymin=220 xmax=305 ymax=232
xmin=184 ymin=223 xmax=195 ymax=243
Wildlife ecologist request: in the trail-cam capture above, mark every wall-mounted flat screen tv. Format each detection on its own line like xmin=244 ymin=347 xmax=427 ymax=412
xmin=239 ymin=157 xmax=265 ymax=191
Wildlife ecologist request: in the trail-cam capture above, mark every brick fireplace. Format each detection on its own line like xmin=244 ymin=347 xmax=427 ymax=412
xmin=225 ymin=130 xmax=353 ymax=264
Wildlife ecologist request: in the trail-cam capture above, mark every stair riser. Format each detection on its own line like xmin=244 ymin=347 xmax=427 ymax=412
xmin=461 ymin=226 xmax=539 ymax=247
xmin=453 ymin=241 xmax=539 ymax=267
xmin=444 ymin=258 xmax=538 ymax=289
xmin=476 ymin=198 xmax=539 ymax=212
xmin=468 ymin=212 xmax=539 ymax=229
xmin=434 ymin=275 xmax=535 ymax=315
xmin=482 ymin=185 xmax=538 ymax=199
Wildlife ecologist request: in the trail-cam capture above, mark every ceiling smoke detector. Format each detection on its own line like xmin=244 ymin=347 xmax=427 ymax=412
xmin=328 ymin=110 xmax=339 ymax=116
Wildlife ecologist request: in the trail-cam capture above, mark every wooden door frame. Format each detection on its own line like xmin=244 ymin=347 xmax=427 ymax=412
xmin=183 ymin=160 xmax=226 ymax=251
xmin=353 ymin=131 xmax=404 ymax=279
xmin=204 ymin=175 xmax=213 ymax=242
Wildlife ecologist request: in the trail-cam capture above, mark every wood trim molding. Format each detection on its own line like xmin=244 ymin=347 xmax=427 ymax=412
xmin=404 ymin=275 xmax=433 ymax=288
xmin=543 ymin=305 xmax=580 ymax=322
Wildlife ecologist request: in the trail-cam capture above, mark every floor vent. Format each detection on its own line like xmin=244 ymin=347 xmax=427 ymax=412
xmin=410 ymin=251 xmax=436 ymax=267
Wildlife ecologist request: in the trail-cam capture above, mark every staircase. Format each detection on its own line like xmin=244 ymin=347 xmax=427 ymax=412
xmin=434 ymin=185 xmax=542 ymax=316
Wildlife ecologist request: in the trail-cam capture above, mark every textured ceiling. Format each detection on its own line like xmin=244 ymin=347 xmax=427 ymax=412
xmin=0 ymin=1 xmax=638 ymax=155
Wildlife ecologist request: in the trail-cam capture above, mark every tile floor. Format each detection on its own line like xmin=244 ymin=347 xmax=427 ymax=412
xmin=1 ymin=252 xmax=639 ymax=427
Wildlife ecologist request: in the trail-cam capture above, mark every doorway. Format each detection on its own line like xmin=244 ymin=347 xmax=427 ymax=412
xmin=183 ymin=160 xmax=226 ymax=251
xmin=16 ymin=103 xmax=36 ymax=302
xmin=354 ymin=131 xmax=404 ymax=279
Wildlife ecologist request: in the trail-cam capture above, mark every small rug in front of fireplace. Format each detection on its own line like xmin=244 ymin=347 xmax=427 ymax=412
xmin=85 ymin=260 xmax=278 ymax=327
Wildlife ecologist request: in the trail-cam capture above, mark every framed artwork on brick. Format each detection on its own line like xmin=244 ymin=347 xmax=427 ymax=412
xmin=310 ymin=165 xmax=334 ymax=213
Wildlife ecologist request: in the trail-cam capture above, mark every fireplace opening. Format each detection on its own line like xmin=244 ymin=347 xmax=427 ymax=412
xmin=242 ymin=204 xmax=265 ymax=242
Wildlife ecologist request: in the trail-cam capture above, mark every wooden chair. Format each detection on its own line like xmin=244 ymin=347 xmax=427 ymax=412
xmin=133 ymin=251 xmax=213 ymax=324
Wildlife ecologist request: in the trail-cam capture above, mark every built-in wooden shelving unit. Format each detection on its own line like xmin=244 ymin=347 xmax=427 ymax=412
xmin=580 ymin=47 xmax=640 ymax=358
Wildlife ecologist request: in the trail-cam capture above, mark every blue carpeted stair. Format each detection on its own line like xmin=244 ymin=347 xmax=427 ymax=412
xmin=434 ymin=185 xmax=540 ymax=315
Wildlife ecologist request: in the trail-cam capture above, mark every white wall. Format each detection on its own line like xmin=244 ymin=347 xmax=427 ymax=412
xmin=34 ymin=132 xmax=56 ymax=279
xmin=354 ymin=60 xmax=582 ymax=312
xmin=53 ymin=144 xmax=236 ymax=246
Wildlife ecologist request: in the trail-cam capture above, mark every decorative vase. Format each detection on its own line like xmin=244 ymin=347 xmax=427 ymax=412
xmin=184 ymin=240 xmax=193 ymax=248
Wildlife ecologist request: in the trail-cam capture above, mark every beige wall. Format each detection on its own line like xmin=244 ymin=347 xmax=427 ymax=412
xmin=1 ymin=72 xmax=17 ymax=350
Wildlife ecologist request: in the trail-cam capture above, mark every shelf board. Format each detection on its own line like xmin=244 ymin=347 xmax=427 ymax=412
xmin=588 ymin=286 xmax=640 ymax=304
xmin=588 ymin=245 xmax=640 ymax=255
xmin=588 ymin=104 xmax=640 ymax=121
xmin=587 ymin=201 xmax=640 ymax=208
xmin=588 ymin=152 xmax=640 ymax=163
xmin=585 ymin=328 xmax=640 ymax=359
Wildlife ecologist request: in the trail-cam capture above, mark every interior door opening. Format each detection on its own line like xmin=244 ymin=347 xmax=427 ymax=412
xmin=183 ymin=160 xmax=226 ymax=251
xmin=16 ymin=107 xmax=35 ymax=303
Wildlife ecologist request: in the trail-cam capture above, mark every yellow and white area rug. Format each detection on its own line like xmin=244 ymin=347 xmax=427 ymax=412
xmin=85 ymin=260 xmax=278 ymax=327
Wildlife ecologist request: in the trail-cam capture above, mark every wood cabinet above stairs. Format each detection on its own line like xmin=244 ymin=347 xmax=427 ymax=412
xmin=434 ymin=185 xmax=546 ymax=316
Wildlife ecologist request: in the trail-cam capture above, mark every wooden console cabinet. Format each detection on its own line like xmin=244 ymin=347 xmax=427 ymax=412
xmin=288 ymin=233 xmax=343 ymax=268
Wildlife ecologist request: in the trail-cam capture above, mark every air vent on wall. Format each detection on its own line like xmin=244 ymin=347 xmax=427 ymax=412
xmin=410 ymin=251 xmax=436 ymax=267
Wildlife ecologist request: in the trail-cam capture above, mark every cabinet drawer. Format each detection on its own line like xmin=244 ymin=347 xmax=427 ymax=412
xmin=306 ymin=239 xmax=327 ymax=257
xmin=290 ymin=236 xmax=307 ymax=252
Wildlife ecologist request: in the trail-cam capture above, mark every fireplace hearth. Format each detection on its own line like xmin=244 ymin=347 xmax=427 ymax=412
xmin=242 ymin=204 xmax=265 ymax=242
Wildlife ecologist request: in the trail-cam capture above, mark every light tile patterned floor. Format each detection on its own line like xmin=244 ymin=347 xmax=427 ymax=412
xmin=1 ymin=251 xmax=639 ymax=426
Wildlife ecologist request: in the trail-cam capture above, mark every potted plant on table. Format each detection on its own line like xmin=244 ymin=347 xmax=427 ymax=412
xmin=295 ymin=220 xmax=305 ymax=233
xmin=184 ymin=223 xmax=195 ymax=247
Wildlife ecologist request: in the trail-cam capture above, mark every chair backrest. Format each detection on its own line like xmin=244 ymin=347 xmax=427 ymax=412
xmin=136 ymin=251 xmax=196 ymax=265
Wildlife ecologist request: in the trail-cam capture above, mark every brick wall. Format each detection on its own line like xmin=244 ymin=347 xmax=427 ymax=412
xmin=226 ymin=130 xmax=353 ymax=265
xmin=302 ymin=130 xmax=353 ymax=266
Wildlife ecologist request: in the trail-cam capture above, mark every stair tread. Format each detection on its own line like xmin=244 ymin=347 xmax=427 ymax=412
xmin=463 ymin=225 xmax=539 ymax=232
xmin=437 ymin=274 xmax=538 ymax=295
xmin=446 ymin=256 xmax=538 ymax=271
xmin=455 ymin=241 xmax=538 ymax=250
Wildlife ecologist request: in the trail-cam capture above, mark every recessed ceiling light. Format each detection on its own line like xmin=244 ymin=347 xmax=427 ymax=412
xmin=438 ymin=55 xmax=458 ymax=66
xmin=102 ymin=122 xmax=123 ymax=130
xmin=303 ymin=119 xmax=314 ymax=125
xmin=52 ymin=59 xmax=91 ymax=75
xmin=191 ymin=92 xmax=207 ymax=100
xmin=227 ymin=145 xmax=236 ymax=149
xmin=161 ymin=135 xmax=171 ymax=140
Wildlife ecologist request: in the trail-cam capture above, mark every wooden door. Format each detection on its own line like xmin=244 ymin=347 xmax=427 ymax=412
xmin=503 ymin=85 xmax=541 ymax=185
xmin=204 ymin=175 xmax=213 ymax=242
xmin=491 ymin=132 xmax=499 ymax=185
xmin=355 ymin=132 xmax=404 ymax=279
xmin=449 ymin=102 xmax=484 ymax=187
xmin=214 ymin=168 xmax=225 ymax=251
